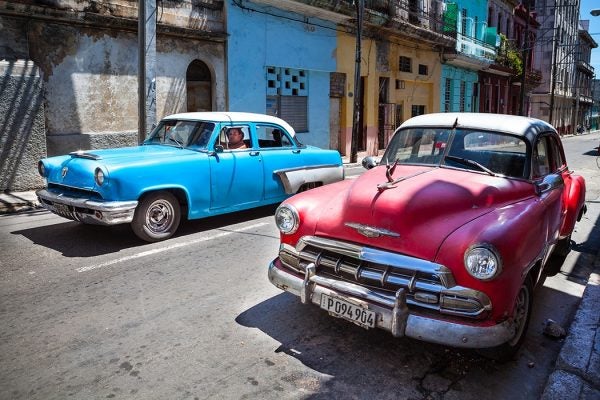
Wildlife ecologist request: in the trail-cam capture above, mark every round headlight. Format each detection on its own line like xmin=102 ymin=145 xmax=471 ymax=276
xmin=94 ymin=168 xmax=105 ymax=186
xmin=275 ymin=204 xmax=299 ymax=234
xmin=464 ymin=245 xmax=501 ymax=281
xmin=37 ymin=161 xmax=46 ymax=177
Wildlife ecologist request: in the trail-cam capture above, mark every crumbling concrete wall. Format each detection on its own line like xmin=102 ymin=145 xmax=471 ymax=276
xmin=0 ymin=0 xmax=226 ymax=190
xmin=0 ymin=60 xmax=47 ymax=191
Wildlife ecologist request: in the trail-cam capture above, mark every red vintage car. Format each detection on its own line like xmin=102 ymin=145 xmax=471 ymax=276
xmin=268 ymin=113 xmax=587 ymax=359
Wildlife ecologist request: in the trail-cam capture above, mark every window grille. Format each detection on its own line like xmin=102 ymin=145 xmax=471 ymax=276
xmin=266 ymin=66 xmax=308 ymax=132
xmin=399 ymin=56 xmax=412 ymax=72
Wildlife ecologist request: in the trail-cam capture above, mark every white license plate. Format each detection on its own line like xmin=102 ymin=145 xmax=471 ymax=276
xmin=320 ymin=294 xmax=376 ymax=329
xmin=53 ymin=203 xmax=71 ymax=215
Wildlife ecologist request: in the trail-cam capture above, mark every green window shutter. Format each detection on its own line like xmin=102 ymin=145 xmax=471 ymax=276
xmin=485 ymin=27 xmax=499 ymax=46
xmin=444 ymin=3 xmax=458 ymax=35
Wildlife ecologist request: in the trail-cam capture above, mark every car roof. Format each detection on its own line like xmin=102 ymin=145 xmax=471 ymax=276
xmin=162 ymin=112 xmax=296 ymax=137
xmin=400 ymin=113 xmax=556 ymax=143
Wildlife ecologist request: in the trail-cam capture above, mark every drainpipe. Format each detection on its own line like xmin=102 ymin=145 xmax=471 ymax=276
xmin=350 ymin=0 xmax=364 ymax=164
xmin=518 ymin=0 xmax=530 ymax=116
xmin=138 ymin=0 xmax=157 ymax=143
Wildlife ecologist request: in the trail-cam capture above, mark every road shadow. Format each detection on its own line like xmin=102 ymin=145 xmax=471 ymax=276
xmin=10 ymin=204 xmax=279 ymax=257
xmin=236 ymin=284 xmax=579 ymax=399
xmin=582 ymin=150 xmax=598 ymax=156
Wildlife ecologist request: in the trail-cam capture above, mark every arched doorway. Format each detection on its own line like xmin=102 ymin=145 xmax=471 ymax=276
xmin=186 ymin=60 xmax=212 ymax=112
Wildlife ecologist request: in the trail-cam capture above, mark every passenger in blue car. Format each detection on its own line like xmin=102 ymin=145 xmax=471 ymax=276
xmin=226 ymin=127 xmax=247 ymax=150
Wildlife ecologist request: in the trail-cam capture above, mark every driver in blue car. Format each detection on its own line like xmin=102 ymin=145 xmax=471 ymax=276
xmin=226 ymin=128 xmax=247 ymax=150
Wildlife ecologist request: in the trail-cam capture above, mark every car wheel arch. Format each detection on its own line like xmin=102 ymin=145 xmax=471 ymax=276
xmin=138 ymin=187 xmax=189 ymax=216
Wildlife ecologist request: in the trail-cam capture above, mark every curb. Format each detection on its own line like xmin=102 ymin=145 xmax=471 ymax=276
xmin=541 ymin=273 xmax=600 ymax=400
xmin=0 ymin=191 xmax=41 ymax=214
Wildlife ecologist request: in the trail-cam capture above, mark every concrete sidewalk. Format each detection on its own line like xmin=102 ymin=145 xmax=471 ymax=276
xmin=541 ymin=272 xmax=600 ymax=400
xmin=0 ymin=190 xmax=40 ymax=214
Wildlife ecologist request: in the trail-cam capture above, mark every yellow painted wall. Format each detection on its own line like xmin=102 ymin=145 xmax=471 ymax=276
xmin=336 ymin=31 xmax=441 ymax=157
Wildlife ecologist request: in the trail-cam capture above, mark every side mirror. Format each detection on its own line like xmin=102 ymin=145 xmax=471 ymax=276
xmin=362 ymin=156 xmax=379 ymax=170
xmin=535 ymin=173 xmax=564 ymax=196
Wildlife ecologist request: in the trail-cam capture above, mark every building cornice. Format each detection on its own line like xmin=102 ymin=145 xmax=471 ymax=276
xmin=0 ymin=1 xmax=227 ymax=42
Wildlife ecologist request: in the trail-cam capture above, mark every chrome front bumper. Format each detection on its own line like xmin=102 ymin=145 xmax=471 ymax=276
xmin=268 ymin=259 xmax=516 ymax=349
xmin=36 ymin=189 xmax=138 ymax=225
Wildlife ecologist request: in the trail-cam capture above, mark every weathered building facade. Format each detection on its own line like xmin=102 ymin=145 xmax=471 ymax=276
xmin=0 ymin=0 xmax=226 ymax=191
xmin=250 ymin=0 xmax=455 ymax=158
xmin=530 ymin=0 xmax=581 ymax=134
xmin=479 ymin=0 xmax=540 ymax=116
xmin=572 ymin=19 xmax=597 ymax=130
xmin=441 ymin=0 xmax=494 ymax=114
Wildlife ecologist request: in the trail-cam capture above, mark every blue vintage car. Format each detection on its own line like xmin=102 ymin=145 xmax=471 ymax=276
xmin=37 ymin=112 xmax=344 ymax=242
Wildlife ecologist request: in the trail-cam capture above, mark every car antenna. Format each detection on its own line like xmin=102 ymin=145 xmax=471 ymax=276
xmin=452 ymin=117 xmax=458 ymax=130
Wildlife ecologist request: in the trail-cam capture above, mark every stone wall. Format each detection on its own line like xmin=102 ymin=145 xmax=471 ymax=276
xmin=0 ymin=1 xmax=226 ymax=190
xmin=0 ymin=60 xmax=46 ymax=192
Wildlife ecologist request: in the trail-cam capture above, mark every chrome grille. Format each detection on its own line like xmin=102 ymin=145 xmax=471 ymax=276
xmin=47 ymin=183 xmax=101 ymax=199
xmin=279 ymin=236 xmax=491 ymax=319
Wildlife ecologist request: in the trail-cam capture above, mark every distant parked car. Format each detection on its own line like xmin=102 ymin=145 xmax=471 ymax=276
xmin=37 ymin=112 xmax=343 ymax=242
xmin=268 ymin=113 xmax=586 ymax=360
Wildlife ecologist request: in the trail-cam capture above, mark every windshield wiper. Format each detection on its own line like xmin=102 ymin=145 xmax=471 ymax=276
xmin=167 ymin=136 xmax=185 ymax=148
xmin=445 ymin=155 xmax=497 ymax=176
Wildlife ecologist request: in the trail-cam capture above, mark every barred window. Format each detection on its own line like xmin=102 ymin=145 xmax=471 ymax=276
xmin=411 ymin=105 xmax=425 ymax=116
xmin=459 ymin=81 xmax=466 ymax=112
xmin=418 ymin=64 xmax=428 ymax=75
xmin=399 ymin=56 xmax=412 ymax=73
xmin=266 ymin=66 xmax=308 ymax=132
xmin=444 ymin=78 xmax=452 ymax=112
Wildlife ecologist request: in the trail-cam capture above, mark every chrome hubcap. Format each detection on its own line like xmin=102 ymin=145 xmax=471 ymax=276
xmin=145 ymin=199 xmax=174 ymax=233
xmin=509 ymin=285 xmax=529 ymax=346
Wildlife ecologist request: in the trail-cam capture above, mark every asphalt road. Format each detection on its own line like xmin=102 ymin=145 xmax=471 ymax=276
xmin=1 ymin=132 xmax=599 ymax=400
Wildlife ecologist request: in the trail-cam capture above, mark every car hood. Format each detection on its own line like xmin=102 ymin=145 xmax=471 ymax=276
xmin=312 ymin=165 xmax=535 ymax=261
xmin=45 ymin=145 xmax=197 ymax=190
xmin=69 ymin=145 xmax=195 ymax=163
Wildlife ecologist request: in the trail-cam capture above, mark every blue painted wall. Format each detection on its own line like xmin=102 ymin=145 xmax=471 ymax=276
xmin=226 ymin=1 xmax=337 ymax=148
xmin=441 ymin=65 xmax=479 ymax=112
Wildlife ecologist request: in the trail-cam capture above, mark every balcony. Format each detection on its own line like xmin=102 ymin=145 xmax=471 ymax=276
xmin=251 ymin=0 xmax=455 ymax=48
xmin=576 ymin=60 xmax=594 ymax=76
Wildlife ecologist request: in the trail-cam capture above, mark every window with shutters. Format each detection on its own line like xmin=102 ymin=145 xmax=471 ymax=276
xmin=459 ymin=81 xmax=466 ymax=112
xmin=266 ymin=66 xmax=308 ymax=132
xmin=444 ymin=79 xmax=452 ymax=112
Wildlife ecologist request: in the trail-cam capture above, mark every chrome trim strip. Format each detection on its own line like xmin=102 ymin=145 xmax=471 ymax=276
xmin=274 ymin=165 xmax=344 ymax=194
xmin=345 ymin=222 xmax=400 ymax=238
xmin=269 ymin=260 xmax=514 ymax=348
xmin=273 ymin=163 xmax=342 ymax=174
xmin=69 ymin=150 xmax=101 ymax=160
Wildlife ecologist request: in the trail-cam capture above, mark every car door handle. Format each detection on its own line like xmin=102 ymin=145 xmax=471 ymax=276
xmin=249 ymin=151 xmax=260 ymax=156
xmin=292 ymin=150 xmax=301 ymax=154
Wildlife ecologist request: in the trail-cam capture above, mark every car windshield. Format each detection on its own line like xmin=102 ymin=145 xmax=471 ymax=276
xmin=381 ymin=128 xmax=529 ymax=179
xmin=145 ymin=120 xmax=215 ymax=149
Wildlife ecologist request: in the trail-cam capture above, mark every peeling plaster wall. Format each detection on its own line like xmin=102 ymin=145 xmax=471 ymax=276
xmin=0 ymin=60 xmax=46 ymax=192
xmin=28 ymin=22 xmax=226 ymax=155
xmin=0 ymin=0 xmax=226 ymax=190
xmin=156 ymin=35 xmax=225 ymax=118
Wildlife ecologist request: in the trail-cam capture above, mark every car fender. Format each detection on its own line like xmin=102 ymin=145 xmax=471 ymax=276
xmin=560 ymin=173 xmax=586 ymax=237
xmin=434 ymin=197 xmax=549 ymax=321
xmin=274 ymin=164 xmax=344 ymax=194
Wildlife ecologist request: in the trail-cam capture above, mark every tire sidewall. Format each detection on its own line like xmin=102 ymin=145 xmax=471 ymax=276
xmin=132 ymin=191 xmax=181 ymax=242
